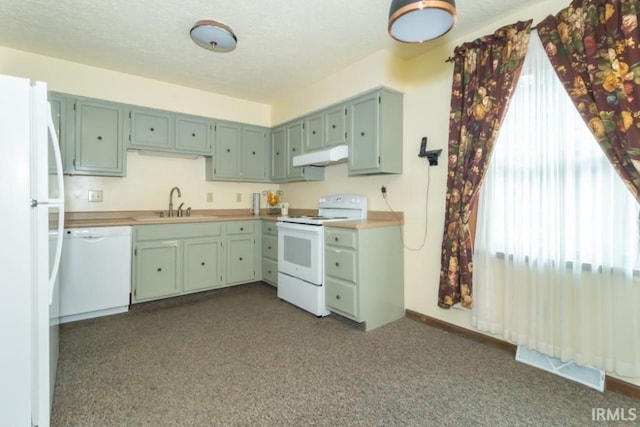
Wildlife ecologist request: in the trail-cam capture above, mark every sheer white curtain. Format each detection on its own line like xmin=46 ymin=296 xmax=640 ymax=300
xmin=473 ymin=32 xmax=640 ymax=377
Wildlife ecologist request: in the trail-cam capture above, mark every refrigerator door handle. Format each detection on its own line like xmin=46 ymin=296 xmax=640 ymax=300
xmin=47 ymin=101 xmax=64 ymax=205
xmin=47 ymin=102 xmax=65 ymax=303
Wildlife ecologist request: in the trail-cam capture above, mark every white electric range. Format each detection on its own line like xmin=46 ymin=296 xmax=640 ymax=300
xmin=276 ymin=194 xmax=367 ymax=316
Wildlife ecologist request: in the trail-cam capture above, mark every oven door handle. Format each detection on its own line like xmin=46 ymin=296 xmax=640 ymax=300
xmin=276 ymin=221 xmax=322 ymax=233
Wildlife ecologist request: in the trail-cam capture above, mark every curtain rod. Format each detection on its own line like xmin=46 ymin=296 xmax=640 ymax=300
xmin=444 ymin=24 xmax=539 ymax=63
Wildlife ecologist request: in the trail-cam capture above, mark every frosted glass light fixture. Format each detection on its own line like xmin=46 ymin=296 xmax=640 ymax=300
xmin=388 ymin=0 xmax=457 ymax=43
xmin=190 ymin=20 xmax=237 ymax=52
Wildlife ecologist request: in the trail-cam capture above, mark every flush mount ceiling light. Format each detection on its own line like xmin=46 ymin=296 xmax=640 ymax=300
xmin=190 ymin=20 xmax=237 ymax=52
xmin=388 ymin=0 xmax=457 ymax=43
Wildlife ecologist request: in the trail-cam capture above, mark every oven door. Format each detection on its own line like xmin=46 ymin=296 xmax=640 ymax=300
xmin=276 ymin=221 xmax=323 ymax=285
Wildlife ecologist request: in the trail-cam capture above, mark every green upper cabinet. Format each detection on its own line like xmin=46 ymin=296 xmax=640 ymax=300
xmin=348 ymin=88 xmax=403 ymax=175
xmin=271 ymin=126 xmax=287 ymax=181
xmin=212 ymin=121 xmax=241 ymax=178
xmin=130 ymin=107 xmax=173 ymax=151
xmin=270 ymin=121 xmax=324 ymax=182
xmin=175 ymin=114 xmax=213 ymax=155
xmin=286 ymin=121 xmax=304 ymax=179
xmin=242 ymin=126 xmax=269 ymax=181
xmin=302 ymin=104 xmax=347 ymax=152
xmin=325 ymin=104 xmax=348 ymax=148
xmin=207 ymin=121 xmax=270 ymax=182
xmin=129 ymin=108 xmax=213 ymax=156
xmin=72 ymin=98 xmax=126 ymax=176
xmin=304 ymin=113 xmax=324 ymax=152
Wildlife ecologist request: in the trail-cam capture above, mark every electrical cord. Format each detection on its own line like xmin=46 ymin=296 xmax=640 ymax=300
xmin=383 ymin=165 xmax=432 ymax=251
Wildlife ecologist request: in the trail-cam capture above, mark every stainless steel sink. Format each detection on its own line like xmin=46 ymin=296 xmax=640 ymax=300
xmin=131 ymin=215 xmax=219 ymax=222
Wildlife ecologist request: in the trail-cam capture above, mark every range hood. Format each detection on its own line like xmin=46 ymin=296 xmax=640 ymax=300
xmin=292 ymin=144 xmax=348 ymax=167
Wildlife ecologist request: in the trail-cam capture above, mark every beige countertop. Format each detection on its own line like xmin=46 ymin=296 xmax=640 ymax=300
xmin=64 ymin=209 xmax=403 ymax=230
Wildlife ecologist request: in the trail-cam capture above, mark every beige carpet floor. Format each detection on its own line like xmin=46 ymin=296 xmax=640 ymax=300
xmin=51 ymin=282 xmax=639 ymax=426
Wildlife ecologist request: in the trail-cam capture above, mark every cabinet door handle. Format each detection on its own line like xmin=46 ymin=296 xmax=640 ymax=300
xmin=268 ymin=246 xmax=272 ymax=250
xmin=312 ymin=130 xmax=316 ymax=134
xmin=240 ymin=227 xmax=244 ymax=231
xmin=332 ymin=124 xmax=336 ymax=129
xmin=239 ymin=257 xmax=243 ymax=261
xmin=150 ymin=127 xmax=155 ymax=132
xmin=335 ymin=262 xmax=340 ymax=267
xmin=360 ymin=132 xmax=365 ymax=136
xmin=334 ymin=237 xmax=339 ymax=242
xmin=336 ymin=294 xmax=341 ymax=300
xmin=97 ymin=136 xmax=103 ymax=140
xmin=192 ymin=133 xmax=196 ymax=137
xmin=276 ymin=152 xmax=280 ymax=156
xmin=252 ymin=151 xmax=256 ymax=155
xmin=157 ymin=267 xmax=162 ymax=272
xmin=226 ymin=148 xmax=231 ymax=152
xmin=201 ymin=262 xmax=205 ymax=266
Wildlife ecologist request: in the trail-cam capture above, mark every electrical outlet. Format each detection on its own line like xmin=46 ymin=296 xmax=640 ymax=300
xmin=88 ymin=190 xmax=103 ymax=202
xmin=236 ymin=193 xmax=242 ymax=203
xmin=206 ymin=192 xmax=214 ymax=203
xmin=381 ymin=186 xmax=387 ymax=199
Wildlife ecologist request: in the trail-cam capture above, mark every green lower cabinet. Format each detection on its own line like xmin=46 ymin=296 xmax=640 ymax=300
xmin=132 ymin=221 xmax=259 ymax=303
xmin=261 ymin=221 xmax=278 ymax=287
xmin=226 ymin=237 xmax=255 ymax=285
xmin=184 ymin=237 xmax=223 ymax=292
xmin=324 ymin=226 xmax=404 ymax=331
xmin=134 ymin=240 xmax=181 ymax=301
xmin=225 ymin=220 xmax=257 ymax=285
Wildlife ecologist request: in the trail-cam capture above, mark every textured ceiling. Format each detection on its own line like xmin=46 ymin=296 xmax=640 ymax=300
xmin=0 ymin=0 xmax=532 ymax=103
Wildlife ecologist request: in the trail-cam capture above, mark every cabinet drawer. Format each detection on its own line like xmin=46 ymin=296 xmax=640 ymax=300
xmin=135 ymin=222 xmax=221 ymax=241
xmin=263 ymin=221 xmax=278 ymax=236
xmin=226 ymin=221 xmax=255 ymax=235
xmin=325 ymin=248 xmax=356 ymax=282
xmin=325 ymin=228 xmax=356 ymax=249
xmin=262 ymin=258 xmax=278 ymax=284
xmin=325 ymin=278 xmax=358 ymax=319
xmin=262 ymin=235 xmax=277 ymax=260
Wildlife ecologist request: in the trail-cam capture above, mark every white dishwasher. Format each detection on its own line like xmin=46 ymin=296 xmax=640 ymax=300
xmin=59 ymin=226 xmax=132 ymax=323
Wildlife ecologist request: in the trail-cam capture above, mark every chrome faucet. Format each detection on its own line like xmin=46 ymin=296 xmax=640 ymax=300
xmin=168 ymin=186 xmax=181 ymax=217
xmin=177 ymin=202 xmax=185 ymax=217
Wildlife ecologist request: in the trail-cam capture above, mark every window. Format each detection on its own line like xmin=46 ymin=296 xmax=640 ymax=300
xmin=477 ymin=32 xmax=639 ymax=271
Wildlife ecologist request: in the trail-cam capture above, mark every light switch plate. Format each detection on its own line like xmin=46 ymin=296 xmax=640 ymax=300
xmin=206 ymin=192 xmax=214 ymax=203
xmin=88 ymin=190 xmax=103 ymax=202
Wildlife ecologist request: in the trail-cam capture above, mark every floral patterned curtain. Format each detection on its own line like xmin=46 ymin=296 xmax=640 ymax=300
xmin=438 ymin=20 xmax=532 ymax=309
xmin=537 ymin=0 xmax=640 ymax=202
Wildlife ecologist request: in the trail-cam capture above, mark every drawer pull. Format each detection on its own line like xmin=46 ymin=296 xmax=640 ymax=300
xmin=336 ymin=294 xmax=341 ymax=300
xmin=97 ymin=135 xmax=103 ymax=140
xmin=150 ymin=127 xmax=155 ymax=132
xmin=335 ymin=262 xmax=340 ymax=267
xmin=157 ymin=267 xmax=162 ymax=272
xmin=192 ymin=133 xmax=196 ymax=137
xmin=334 ymin=237 xmax=339 ymax=242
xmin=268 ymin=270 xmax=271 ymax=274
xmin=240 ymin=227 xmax=244 ymax=231
xmin=268 ymin=246 xmax=272 ymax=250
xmin=239 ymin=257 xmax=243 ymax=261
xmin=201 ymin=262 xmax=205 ymax=266
xmin=332 ymin=124 xmax=336 ymax=129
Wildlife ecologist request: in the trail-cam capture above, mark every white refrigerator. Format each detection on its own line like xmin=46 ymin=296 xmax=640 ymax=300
xmin=0 ymin=74 xmax=65 ymax=426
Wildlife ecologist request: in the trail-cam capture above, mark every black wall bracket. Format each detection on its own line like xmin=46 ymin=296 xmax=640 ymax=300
xmin=418 ymin=137 xmax=442 ymax=166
